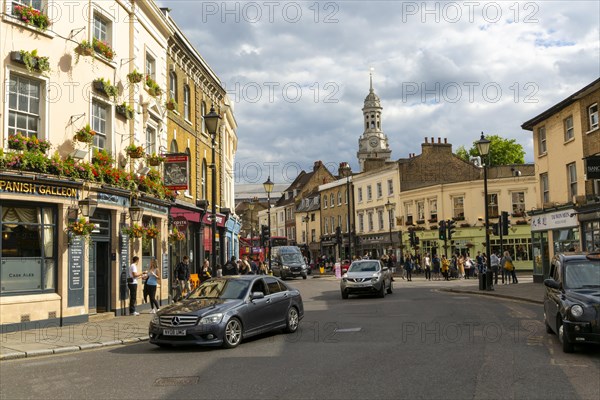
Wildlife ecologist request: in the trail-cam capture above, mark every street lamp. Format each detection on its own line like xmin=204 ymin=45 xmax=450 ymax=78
xmin=476 ymin=131 xmax=493 ymax=291
xmin=340 ymin=162 xmax=353 ymax=259
xmin=204 ymin=106 xmax=221 ymax=276
xmin=247 ymin=198 xmax=256 ymax=260
xmin=263 ymin=176 xmax=274 ymax=272
xmin=303 ymin=214 xmax=310 ymax=260
xmin=385 ymin=200 xmax=395 ymax=255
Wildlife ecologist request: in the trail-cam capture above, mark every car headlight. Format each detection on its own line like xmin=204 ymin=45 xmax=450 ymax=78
xmin=570 ymin=304 xmax=584 ymax=318
xmin=151 ymin=314 xmax=159 ymax=325
xmin=200 ymin=313 xmax=224 ymax=324
xmin=283 ymin=265 xmax=289 ymax=270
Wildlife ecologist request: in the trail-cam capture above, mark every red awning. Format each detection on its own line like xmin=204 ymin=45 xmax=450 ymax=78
xmin=170 ymin=206 xmax=201 ymax=223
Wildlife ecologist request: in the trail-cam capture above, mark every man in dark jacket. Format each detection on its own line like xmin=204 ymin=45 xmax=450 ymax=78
xmin=222 ymin=256 xmax=239 ymax=275
xmin=174 ymin=256 xmax=190 ymax=301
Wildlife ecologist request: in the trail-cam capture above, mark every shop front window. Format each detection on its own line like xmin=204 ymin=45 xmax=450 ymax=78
xmin=532 ymin=231 xmax=549 ymax=279
xmin=553 ymin=228 xmax=580 ymax=253
xmin=142 ymin=217 xmax=158 ymax=271
xmin=1 ymin=205 xmax=56 ymax=294
xmin=583 ymin=220 xmax=600 ymax=252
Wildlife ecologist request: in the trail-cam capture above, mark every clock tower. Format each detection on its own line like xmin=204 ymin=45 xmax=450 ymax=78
xmin=357 ymin=70 xmax=391 ymax=171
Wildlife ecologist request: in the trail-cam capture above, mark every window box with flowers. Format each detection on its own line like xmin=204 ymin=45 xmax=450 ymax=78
xmin=165 ymin=98 xmax=177 ymax=111
xmin=453 ymin=215 xmax=465 ymax=221
xmin=122 ymin=223 xmax=145 ymax=239
xmin=146 ymin=153 xmax=165 ymax=166
xmin=10 ymin=50 xmax=50 ymax=75
xmin=92 ymin=38 xmax=115 ymax=61
xmin=115 ymin=102 xmax=135 ymax=120
xmin=91 ymin=148 xmax=114 ymax=167
xmin=66 ymin=217 xmax=96 ymax=240
xmin=126 ymin=144 xmax=144 ymax=159
xmin=430 ymin=225 xmax=438 ymax=230
xmin=516 ymin=220 xmax=529 ymax=225
xmin=93 ymin=78 xmax=118 ymax=99
xmin=127 ymin=70 xmax=144 ymax=84
xmin=169 ymin=227 xmax=186 ymax=243
xmin=428 ymin=217 xmax=437 ymax=223
xmin=8 ymin=133 xmax=28 ymax=150
xmin=460 ymin=222 xmax=471 ymax=228
xmin=416 ymin=219 xmax=425 ymax=225
xmin=12 ymin=3 xmax=50 ymax=31
xmin=145 ymin=75 xmax=163 ymax=97
xmin=74 ymin=124 xmax=96 ymax=144
xmin=26 ymin=136 xmax=51 ymax=153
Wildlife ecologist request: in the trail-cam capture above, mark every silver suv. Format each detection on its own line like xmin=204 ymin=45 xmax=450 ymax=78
xmin=340 ymin=259 xmax=393 ymax=299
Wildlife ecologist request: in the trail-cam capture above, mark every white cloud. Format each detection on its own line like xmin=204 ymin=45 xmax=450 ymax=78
xmin=162 ymin=0 xmax=600 ymax=186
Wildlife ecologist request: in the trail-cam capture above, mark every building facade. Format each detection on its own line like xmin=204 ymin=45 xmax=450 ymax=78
xmin=522 ymin=78 xmax=600 ymax=281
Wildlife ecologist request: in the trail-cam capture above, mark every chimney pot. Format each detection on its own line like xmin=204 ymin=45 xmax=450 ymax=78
xmin=425 ymin=137 xmax=428 ymax=143
xmin=431 ymin=137 xmax=434 ymax=143
xmin=444 ymin=138 xmax=447 ymax=144
xmin=438 ymin=137 xmax=441 ymax=143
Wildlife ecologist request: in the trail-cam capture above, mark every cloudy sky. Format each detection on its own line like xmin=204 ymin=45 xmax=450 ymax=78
xmin=162 ymin=1 xmax=599 ymax=190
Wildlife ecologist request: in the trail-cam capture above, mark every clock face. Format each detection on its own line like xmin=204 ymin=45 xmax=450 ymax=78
xmin=369 ymin=137 xmax=378 ymax=147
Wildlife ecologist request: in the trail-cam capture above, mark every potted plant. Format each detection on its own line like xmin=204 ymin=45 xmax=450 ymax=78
xmin=11 ymin=50 xmax=50 ymax=74
xmin=126 ymin=144 xmax=144 ymax=159
xmin=66 ymin=217 xmax=96 ymax=238
xmin=93 ymin=78 xmax=118 ymax=99
xmin=165 ymin=98 xmax=177 ymax=111
xmin=26 ymin=136 xmax=51 ymax=153
xmin=145 ymin=75 xmax=162 ymax=97
xmin=7 ymin=133 xmax=28 ymax=150
xmin=91 ymin=148 xmax=114 ymax=167
xmin=146 ymin=153 xmax=165 ymax=166
xmin=75 ymin=40 xmax=94 ymax=57
xmin=92 ymin=38 xmax=115 ymax=61
xmin=12 ymin=4 xmax=50 ymax=31
xmin=169 ymin=227 xmax=186 ymax=242
xmin=145 ymin=225 xmax=159 ymax=239
xmin=127 ymin=70 xmax=143 ymax=84
xmin=74 ymin=124 xmax=96 ymax=144
xmin=115 ymin=102 xmax=135 ymax=119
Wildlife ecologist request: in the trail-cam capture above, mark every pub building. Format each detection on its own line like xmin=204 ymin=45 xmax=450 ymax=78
xmin=0 ymin=173 xmax=170 ymax=332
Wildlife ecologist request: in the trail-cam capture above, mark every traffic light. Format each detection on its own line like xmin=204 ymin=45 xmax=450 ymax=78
xmin=501 ymin=211 xmax=510 ymax=236
xmin=492 ymin=222 xmax=499 ymax=236
xmin=438 ymin=220 xmax=447 ymax=240
xmin=409 ymin=230 xmax=415 ymax=247
xmin=447 ymin=219 xmax=456 ymax=240
xmin=261 ymin=225 xmax=270 ymax=244
xmin=335 ymin=226 xmax=342 ymax=244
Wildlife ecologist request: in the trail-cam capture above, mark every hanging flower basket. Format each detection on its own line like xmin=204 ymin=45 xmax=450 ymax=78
xmin=93 ymin=78 xmax=118 ymax=99
xmin=66 ymin=217 xmax=95 ymax=237
xmin=75 ymin=40 xmax=94 ymax=57
xmin=165 ymin=98 xmax=177 ymax=111
xmin=116 ymin=103 xmax=135 ymax=119
xmin=126 ymin=145 xmax=144 ymax=159
xmin=169 ymin=227 xmax=186 ymax=243
xmin=122 ymin=223 xmax=145 ymax=238
xmin=74 ymin=124 xmax=96 ymax=144
xmin=127 ymin=70 xmax=144 ymax=84
xmin=145 ymin=225 xmax=159 ymax=239
xmin=147 ymin=153 xmax=165 ymax=166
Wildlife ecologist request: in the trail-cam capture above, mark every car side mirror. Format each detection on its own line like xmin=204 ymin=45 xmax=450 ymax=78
xmin=543 ymin=278 xmax=560 ymax=290
xmin=251 ymin=291 xmax=265 ymax=300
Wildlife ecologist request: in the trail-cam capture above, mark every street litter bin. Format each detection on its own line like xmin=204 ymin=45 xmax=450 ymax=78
xmin=486 ymin=269 xmax=494 ymax=290
xmin=479 ymin=270 xmax=487 ymax=291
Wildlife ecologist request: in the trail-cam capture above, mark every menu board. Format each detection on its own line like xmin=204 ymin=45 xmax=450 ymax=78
xmin=162 ymin=252 xmax=169 ymax=280
xmin=67 ymin=235 xmax=84 ymax=307
xmin=119 ymin=230 xmax=130 ymax=301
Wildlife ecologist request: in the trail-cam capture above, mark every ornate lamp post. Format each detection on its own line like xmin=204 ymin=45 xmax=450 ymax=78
xmin=204 ymin=106 xmax=221 ymax=276
xmin=476 ymin=132 xmax=493 ymax=291
xmin=340 ymin=162 xmax=353 ymax=259
xmin=263 ymin=176 xmax=274 ymax=272
xmin=247 ymin=198 xmax=256 ymax=260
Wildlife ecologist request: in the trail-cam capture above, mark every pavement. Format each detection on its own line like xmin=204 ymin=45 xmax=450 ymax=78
xmin=0 ymin=272 xmax=543 ymax=361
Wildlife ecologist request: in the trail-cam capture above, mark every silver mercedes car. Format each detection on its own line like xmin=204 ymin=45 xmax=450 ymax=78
xmin=340 ymin=259 xmax=393 ymax=299
xmin=149 ymin=275 xmax=304 ymax=348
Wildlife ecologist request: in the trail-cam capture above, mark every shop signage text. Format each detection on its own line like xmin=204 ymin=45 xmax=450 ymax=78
xmin=0 ymin=180 xmax=78 ymax=198
xmin=530 ymin=208 xmax=577 ymax=232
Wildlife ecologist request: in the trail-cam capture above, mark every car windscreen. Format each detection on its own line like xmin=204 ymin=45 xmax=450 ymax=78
xmin=564 ymin=261 xmax=600 ymax=289
xmin=281 ymin=253 xmax=303 ymax=264
xmin=188 ymin=279 xmax=250 ymax=300
xmin=348 ymin=261 xmax=380 ymax=272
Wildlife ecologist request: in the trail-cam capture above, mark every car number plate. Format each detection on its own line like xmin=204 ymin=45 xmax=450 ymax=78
xmin=163 ymin=329 xmax=186 ymax=336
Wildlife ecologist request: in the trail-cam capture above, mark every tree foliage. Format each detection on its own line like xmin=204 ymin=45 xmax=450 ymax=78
xmin=455 ymin=135 xmax=525 ymax=166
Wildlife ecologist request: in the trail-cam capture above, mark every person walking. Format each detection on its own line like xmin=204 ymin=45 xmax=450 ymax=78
xmin=128 ymin=256 xmax=143 ymax=316
xmin=432 ymin=254 xmax=441 ymax=280
xmin=500 ymin=251 xmax=515 ymax=285
xmin=404 ymin=256 xmax=413 ymax=281
xmin=424 ymin=253 xmax=432 ymax=280
xmin=222 ymin=256 xmax=239 ymax=275
xmin=146 ymin=259 xmax=160 ymax=313
xmin=441 ymin=255 xmax=450 ymax=281
xmin=174 ymin=256 xmax=191 ymax=301
xmin=464 ymin=255 xmax=472 ymax=279
xmin=490 ymin=251 xmax=500 ymax=285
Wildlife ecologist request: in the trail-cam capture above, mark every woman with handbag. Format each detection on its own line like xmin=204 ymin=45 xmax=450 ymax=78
xmin=501 ymin=251 xmax=515 ymax=285
xmin=145 ymin=259 xmax=160 ymax=313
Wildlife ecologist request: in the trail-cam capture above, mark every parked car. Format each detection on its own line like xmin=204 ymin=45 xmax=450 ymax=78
xmin=340 ymin=259 xmax=393 ymax=299
xmin=543 ymin=252 xmax=600 ymax=353
xmin=149 ymin=275 xmax=304 ymax=349
xmin=270 ymin=246 xmax=309 ymax=279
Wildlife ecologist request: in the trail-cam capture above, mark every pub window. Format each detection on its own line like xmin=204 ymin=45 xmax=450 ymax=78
xmin=1 ymin=204 xmax=56 ymax=294
xmin=142 ymin=216 xmax=158 ymax=269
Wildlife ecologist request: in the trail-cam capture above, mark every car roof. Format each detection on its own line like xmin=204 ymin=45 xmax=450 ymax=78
xmin=555 ymin=252 xmax=600 ymax=262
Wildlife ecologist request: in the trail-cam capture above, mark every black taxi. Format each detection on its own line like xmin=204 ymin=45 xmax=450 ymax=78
xmin=543 ymin=252 xmax=600 ymax=353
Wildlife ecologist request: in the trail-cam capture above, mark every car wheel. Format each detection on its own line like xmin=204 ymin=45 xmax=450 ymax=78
xmin=222 ymin=318 xmax=243 ymax=349
xmin=378 ymin=282 xmax=385 ymax=298
xmin=341 ymin=290 xmax=348 ymax=299
xmin=284 ymin=307 xmax=300 ymax=333
xmin=558 ymin=319 xmax=574 ymax=353
xmin=387 ymin=280 xmax=393 ymax=294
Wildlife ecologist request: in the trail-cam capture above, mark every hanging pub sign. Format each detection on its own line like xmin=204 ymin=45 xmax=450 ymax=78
xmin=586 ymin=155 xmax=600 ymax=179
xmin=164 ymin=153 xmax=189 ymax=190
